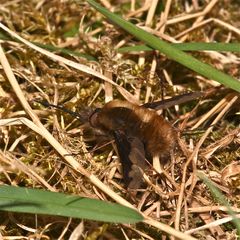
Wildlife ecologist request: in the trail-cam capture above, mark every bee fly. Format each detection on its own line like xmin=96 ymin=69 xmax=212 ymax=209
xmin=88 ymin=100 xmax=176 ymax=189
xmin=37 ymin=92 xmax=202 ymax=189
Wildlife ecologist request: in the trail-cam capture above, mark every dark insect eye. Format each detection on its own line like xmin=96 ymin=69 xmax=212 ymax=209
xmin=89 ymin=108 xmax=101 ymax=127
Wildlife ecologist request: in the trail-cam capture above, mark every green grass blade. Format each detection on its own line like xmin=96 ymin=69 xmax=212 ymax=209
xmin=33 ymin=42 xmax=97 ymax=61
xmin=87 ymin=0 xmax=240 ymax=92
xmin=118 ymin=43 xmax=240 ymax=53
xmin=0 ymin=186 xmax=143 ymax=223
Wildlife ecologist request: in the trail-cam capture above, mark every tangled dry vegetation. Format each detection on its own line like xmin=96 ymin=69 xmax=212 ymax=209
xmin=0 ymin=0 xmax=240 ymax=239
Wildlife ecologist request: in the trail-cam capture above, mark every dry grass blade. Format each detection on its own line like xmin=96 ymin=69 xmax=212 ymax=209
xmin=0 ymin=43 xmax=133 ymax=208
xmin=166 ymin=0 xmax=218 ymax=25
xmin=0 ymin=149 xmax=56 ymax=192
xmin=221 ymin=161 xmax=240 ymax=189
xmin=0 ymin=117 xmax=198 ymax=240
xmin=0 ymin=0 xmax=239 ymax=238
xmin=144 ymin=217 xmax=196 ymax=240
xmin=185 ymin=214 xmax=240 ymax=234
xmin=0 ymin=23 xmax=138 ymax=104
xmin=202 ymin=129 xmax=240 ymax=159
xmin=175 ymin=94 xmax=239 ymax=230
xmin=0 ymin=40 xmax=198 ymax=240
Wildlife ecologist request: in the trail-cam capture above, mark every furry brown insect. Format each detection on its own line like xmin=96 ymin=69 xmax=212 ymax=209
xmin=37 ymin=92 xmax=203 ymax=189
xmin=89 ymin=100 xmax=176 ymax=189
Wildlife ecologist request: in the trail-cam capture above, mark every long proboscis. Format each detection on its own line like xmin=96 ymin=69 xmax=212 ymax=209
xmin=35 ymin=100 xmax=84 ymax=121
